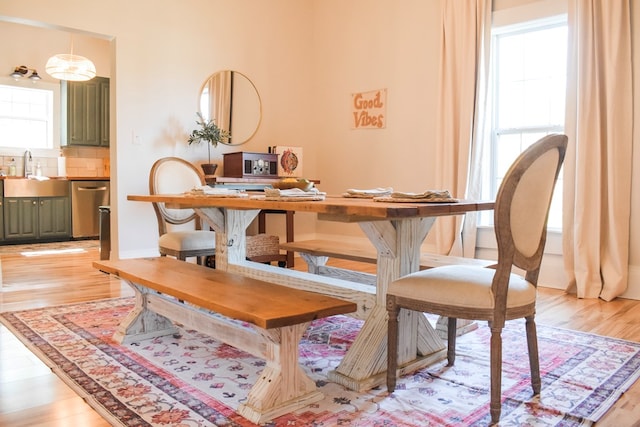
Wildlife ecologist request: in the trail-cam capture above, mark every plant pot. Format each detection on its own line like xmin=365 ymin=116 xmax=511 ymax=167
xmin=201 ymin=164 xmax=218 ymax=176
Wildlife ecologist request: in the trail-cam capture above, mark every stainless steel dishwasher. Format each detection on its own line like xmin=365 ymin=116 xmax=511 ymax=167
xmin=71 ymin=180 xmax=110 ymax=238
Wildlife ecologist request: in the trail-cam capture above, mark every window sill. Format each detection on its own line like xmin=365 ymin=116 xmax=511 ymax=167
xmin=476 ymin=225 xmax=563 ymax=256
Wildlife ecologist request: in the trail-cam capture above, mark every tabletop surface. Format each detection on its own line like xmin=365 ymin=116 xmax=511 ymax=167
xmin=128 ymin=193 xmax=495 ymax=220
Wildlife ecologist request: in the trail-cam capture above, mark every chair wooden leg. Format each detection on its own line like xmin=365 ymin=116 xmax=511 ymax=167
xmin=447 ymin=317 xmax=457 ymax=366
xmin=525 ymin=315 xmax=541 ymax=394
xmin=490 ymin=326 xmax=503 ymax=425
xmin=387 ymin=297 xmax=400 ymax=393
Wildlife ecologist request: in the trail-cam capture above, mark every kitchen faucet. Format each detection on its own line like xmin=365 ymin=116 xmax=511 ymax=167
xmin=24 ymin=149 xmax=33 ymax=177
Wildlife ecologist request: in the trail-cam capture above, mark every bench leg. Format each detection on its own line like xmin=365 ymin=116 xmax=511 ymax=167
xmin=299 ymin=253 xmax=329 ymax=274
xmin=113 ymin=282 xmax=178 ymax=344
xmin=237 ymin=322 xmax=323 ymax=424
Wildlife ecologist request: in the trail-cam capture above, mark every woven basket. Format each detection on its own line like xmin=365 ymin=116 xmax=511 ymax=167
xmin=246 ymin=234 xmax=281 ymax=258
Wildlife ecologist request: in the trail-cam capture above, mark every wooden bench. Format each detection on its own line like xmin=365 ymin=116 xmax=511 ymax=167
xmin=93 ymin=257 xmax=356 ymax=424
xmin=280 ymin=239 xmax=495 ymax=285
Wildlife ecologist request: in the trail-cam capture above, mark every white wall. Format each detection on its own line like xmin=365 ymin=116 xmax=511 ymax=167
xmin=310 ymin=0 xmax=443 ymax=241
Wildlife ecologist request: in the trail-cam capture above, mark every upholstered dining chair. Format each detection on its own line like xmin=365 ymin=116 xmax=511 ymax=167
xmin=386 ymin=134 xmax=568 ymax=425
xmin=149 ymin=157 xmax=216 ymax=265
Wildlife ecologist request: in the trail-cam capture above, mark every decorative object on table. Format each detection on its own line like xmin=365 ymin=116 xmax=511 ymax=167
xmin=274 ymin=146 xmax=303 ymax=177
xmin=187 ymin=112 xmax=230 ymax=175
xmin=223 ymin=151 xmax=278 ymax=178
xmin=187 ymin=185 xmax=248 ymax=198
xmin=374 ymin=189 xmax=458 ymax=203
xmin=272 ymin=177 xmax=314 ymax=191
xmin=351 ymin=88 xmax=386 ymax=129
xmin=2 ymin=297 xmax=638 ymax=427
xmin=342 ymin=187 xmax=393 ymax=198
xmin=263 ymin=187 xmax=325 ymax=201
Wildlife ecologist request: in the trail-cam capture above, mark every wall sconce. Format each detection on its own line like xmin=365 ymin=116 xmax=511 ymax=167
xmin=10 ymin=65 xmax=42 ymax=81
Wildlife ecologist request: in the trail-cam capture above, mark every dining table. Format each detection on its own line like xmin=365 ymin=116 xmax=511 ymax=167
xmin=127 ymin=192 xmax=494 ymax=392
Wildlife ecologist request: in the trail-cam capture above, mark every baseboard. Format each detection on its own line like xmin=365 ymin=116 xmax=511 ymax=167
xmin=118 ymin=248 xmax=159 ymax=259
xmin=621 ymin=265 xmax=640 ymax=300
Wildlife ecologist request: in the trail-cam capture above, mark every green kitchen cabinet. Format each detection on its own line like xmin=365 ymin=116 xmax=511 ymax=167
xmin=39 ymin=197 xmax=71 ymax=239
xmin=0 ymin=182 xmax=4 ymax=241
xmin=4 ymin=197 xmax=38 ymax=240
xmin=4 ymin=196 xmax=70 ymax=241
xmin=61 ymin=77 xmax=110 ymax=147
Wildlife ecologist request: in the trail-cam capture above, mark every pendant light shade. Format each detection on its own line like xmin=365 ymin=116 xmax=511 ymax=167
xmin=46 ymin=53 xmax=96 ymax=81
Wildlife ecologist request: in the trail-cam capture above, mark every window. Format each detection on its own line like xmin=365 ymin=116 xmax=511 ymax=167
xmin=0 ymin=81 xmax=56 ymax=150
xmin=480 ymin=16 xmax=567 ymax=230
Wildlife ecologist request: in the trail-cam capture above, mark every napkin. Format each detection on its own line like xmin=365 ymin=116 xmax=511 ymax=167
xmin=264 ymin=187 xmax=326 ymax=201
xmin=187 ymin=186 xmax=248 ymax=197
xmin=342 ymin=187 xmax=393 ymax=198
xmin=374 ymin=189 xmax=458 ymax=203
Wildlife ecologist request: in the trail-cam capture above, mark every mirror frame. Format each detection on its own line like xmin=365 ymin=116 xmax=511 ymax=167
xmin=198 ymin=70 xmax=262 ymax=146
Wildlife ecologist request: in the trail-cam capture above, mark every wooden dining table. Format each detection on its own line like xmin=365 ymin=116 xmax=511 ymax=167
xmin=128 ymin=193 xmax=494 ymax=392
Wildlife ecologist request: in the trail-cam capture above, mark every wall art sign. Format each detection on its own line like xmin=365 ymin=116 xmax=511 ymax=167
xmin=351 ymin=88 xmax=386 ymax=129
xmin=273 ymin=146 xmax=303 ymax=177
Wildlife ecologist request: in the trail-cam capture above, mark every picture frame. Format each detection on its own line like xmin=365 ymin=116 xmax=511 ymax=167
xmin=274 ymin=146 xmax=303 ymax=177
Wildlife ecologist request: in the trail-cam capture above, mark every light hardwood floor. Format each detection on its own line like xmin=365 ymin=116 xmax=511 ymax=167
xmin=0 ymin=243 xmax=639 ymax=426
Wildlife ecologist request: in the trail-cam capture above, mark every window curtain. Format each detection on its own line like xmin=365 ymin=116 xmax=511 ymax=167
xmin=207 ymin=70 xmax=232 ymax=132
xmin=434 ymin=0 xmax=492 ymax=257
xmin=563 ymin=0 xmax=633 ymax=301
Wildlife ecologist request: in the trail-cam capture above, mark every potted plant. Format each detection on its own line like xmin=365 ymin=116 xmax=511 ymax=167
xmin=187 ymin=112 xmax=230 ymax=175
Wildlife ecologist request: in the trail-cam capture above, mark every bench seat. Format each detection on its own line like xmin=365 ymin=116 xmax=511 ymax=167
xmin=280 ymin=239 xmax=495 ymax=285
xmin=94 ymin=257 xmax=356 ymax=424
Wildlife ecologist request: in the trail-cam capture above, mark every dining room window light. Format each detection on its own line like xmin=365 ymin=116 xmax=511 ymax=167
xmin=479 ymin=15 xmax=567 ymax=230
xmin=0 ymin=82 xmax=55 ymax=150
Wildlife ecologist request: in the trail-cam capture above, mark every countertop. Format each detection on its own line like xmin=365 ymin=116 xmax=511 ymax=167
xmin=0 ymin=176 xmax=110 ymax=181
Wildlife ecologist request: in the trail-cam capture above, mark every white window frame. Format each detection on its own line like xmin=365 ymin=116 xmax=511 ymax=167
xmin=0 ymin=76 xmax=61 ymax=157
xmin=477 ymin=0 xmax=568 ymax=260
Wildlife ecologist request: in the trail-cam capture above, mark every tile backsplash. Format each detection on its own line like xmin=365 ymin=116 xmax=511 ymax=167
xmin=0 ymin=147 xmax=109 ymax=177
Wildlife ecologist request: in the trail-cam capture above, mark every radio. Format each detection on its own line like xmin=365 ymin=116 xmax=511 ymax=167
xmin=223 ymin=152 xmax=278 ymax=178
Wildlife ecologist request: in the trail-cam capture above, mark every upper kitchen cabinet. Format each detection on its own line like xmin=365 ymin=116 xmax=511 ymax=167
xmin=61 ymin=77 xmax=110 ymax=147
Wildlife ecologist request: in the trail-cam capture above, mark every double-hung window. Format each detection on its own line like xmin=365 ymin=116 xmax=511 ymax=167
xmin=480 ymin=10 xmax=568 ymax=231
xmin=0 ymin=78 xmax=59 ymax=150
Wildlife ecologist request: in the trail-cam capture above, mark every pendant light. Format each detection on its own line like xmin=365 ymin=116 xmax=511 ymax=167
xmin=46 ymin=36 xmax=96 ymax=81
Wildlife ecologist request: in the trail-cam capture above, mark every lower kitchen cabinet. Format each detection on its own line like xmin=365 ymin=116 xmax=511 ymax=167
xmin=0 ymin=184 xmax=4 ymax=241
xmin=39 ymin=197 xmax=72 ymax=239
xmin=4 ymin=197 xmax=38 ymax=240
xmin=4 ymin=196 xmax=71 ymax=241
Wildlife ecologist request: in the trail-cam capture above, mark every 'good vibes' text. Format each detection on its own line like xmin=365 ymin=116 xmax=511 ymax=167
xmin=352 ymin=89 xmax=386 ymax=129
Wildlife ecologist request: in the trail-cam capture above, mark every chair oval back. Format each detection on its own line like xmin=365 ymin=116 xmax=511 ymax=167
xmin=494 ymin=134 xmax=568 ymax=276
xmin=149 ymin=157 xmax=206 ymax=234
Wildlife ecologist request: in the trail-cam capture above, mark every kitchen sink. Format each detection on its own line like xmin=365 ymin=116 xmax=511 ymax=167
xmin=4 ymin=178 xmax=70 ymax=198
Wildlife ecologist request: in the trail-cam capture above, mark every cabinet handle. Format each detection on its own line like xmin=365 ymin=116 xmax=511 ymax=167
xmin=33 ymin=201 xmax=37 ymax=205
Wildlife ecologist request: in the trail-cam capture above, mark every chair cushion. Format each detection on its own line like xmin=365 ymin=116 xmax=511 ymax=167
xmin=158 ymin=230 xmax=216 ymax=252
xmin=388 ymin=265 xmax=536 ymax=309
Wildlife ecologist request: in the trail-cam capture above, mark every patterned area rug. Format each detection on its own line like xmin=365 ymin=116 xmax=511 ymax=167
xmin=1 ymin=297 xmax=639 ymax=427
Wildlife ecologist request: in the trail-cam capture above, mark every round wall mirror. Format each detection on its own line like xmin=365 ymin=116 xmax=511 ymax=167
xmin=199 ymin=70 xmax=261 ymax=146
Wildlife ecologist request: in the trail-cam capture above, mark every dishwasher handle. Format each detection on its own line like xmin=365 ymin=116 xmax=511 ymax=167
xmin=77 ymin=186 xmax=108 ymax=191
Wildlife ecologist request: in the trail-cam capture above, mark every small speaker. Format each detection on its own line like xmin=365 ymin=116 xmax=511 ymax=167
xmin=223 ymin=152 xmax=279 ymax=178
